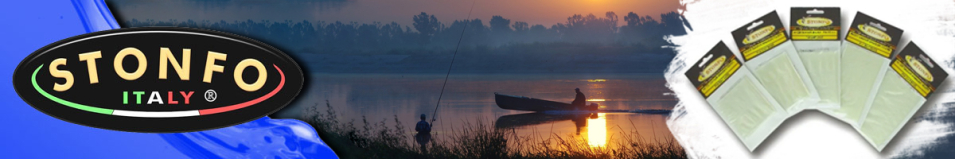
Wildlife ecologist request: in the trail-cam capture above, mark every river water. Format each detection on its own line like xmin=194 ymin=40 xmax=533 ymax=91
xmin=274 ymin=73 xmax=678 ymax=148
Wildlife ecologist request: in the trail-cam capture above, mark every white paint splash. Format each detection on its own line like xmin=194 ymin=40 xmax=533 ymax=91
xmin=664 ymin=0 xmax=955 ymax=158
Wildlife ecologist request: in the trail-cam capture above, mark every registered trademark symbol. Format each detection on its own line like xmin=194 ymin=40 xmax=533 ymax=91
xmin=204 ymin=89 xmax=217 ymax=102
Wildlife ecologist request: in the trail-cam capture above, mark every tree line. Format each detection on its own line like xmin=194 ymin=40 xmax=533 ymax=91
xmin=123 ymin=11 xmax=687 ymax=53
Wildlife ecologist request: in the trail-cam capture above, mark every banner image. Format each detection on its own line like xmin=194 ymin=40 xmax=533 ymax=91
xmin=3 ymin=0 xmax=955 ymax=158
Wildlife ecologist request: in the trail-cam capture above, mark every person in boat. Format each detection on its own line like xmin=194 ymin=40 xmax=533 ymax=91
xmin=571 ymin=88 xmax=586 ymax=108
xmin=571 ymin=88 xmax=599 ymax=111
xmin=414 ymin=114 xmax=432 ymax=151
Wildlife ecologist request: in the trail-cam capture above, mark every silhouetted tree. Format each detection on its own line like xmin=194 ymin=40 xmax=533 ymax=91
xmin=606 ymin=12 xmax=618 ymax=33
xmin=622 ymin=12 xmax=663 ymax=45
xmin=512 ymin=21 xmax=528 ymax=32
xmin=558 ymin=13 xmax=617 ymax=43
xmin=525 ymin=24 xmax=556 ymax=43
xmin=413 ymin=12 xmax=440 ymax=44
xmin=659 ymin=12 xmax=686 ymax=35
xmin=489 ymin=15 xmax=512 ymax=33
xmin=358 ymin=22 xmax=381 ymax=47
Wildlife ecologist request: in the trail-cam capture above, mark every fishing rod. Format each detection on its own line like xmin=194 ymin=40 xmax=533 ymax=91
xmin=430 ymin=0 xmax=477 ymax=124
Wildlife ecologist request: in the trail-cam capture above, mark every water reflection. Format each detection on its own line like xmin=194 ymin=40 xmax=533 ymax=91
xmin=494 ymin=112 xmax=611 ymax=148
xmin=587 ymin=113 xmax=608 ymax=147
xmin=494 ymin=113 xmax=596 ymax=132
xmin=587 ymin=99 xmax=606 ymax=102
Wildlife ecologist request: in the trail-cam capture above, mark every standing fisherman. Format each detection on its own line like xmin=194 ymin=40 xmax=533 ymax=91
xmin=415 ymin=114 xmax=432 ymax=134
xmin=414 ymin=114 xmax=432 ymax=152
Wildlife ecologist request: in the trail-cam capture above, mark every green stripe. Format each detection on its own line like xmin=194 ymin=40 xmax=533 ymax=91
xmin=32 ymin=65 xmax=113 ymax=115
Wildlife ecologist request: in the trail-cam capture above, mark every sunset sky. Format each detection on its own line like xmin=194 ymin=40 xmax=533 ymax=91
xmin=107 ymin=0 xmax=683 ymax=27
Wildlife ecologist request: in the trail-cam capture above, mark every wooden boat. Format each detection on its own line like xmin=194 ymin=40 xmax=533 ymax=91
xmin=495 ymin=93 xmax=595 ymax=111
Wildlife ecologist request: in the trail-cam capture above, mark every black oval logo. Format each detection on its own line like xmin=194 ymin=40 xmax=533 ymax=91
xmin=12 ymin=27 xmax=304 ymax=132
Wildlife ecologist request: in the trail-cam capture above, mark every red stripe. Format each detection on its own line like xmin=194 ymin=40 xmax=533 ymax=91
xmin=199 ymin=64 xmax=286 ymax=115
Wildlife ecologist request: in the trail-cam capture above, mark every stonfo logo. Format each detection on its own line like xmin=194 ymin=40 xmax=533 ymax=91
xmin=796 ymin=17 xmax=832 ymax=27
xmin=12 ymin=27 xmax=304 ymax=132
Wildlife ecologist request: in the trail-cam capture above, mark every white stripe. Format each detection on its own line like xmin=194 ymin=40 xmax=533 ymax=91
xmin=112 ymin=110 xmax=200 ymax=118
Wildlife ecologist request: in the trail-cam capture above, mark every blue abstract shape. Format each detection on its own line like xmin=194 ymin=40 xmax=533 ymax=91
xmin=160 ymin=117 xmax=338 ymax=158
xmin=0 ymin=0 xmax=184 ymax=158
xmin=71 ymin=0 xmax=120 ymax=32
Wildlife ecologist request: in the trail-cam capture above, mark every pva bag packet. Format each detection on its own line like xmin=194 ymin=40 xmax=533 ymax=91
xmin=857 ymin=42 xmax=947 ymax=151
xmin=790 ymin=7 xmax=841 ymax=109
xmin=686 ymin=41 xmax=788 ymax=151
xmin=731 ymin=11 xmax=820 ymax=115
xmin=821 ymin=12 xmax=903 ymax=127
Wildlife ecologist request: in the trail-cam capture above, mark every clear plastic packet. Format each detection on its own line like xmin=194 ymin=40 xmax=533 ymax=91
xmin=730 ymin=11 xmax=820 ymax=115
xmin=686 ymin=41 xmax=789 ymax=151
xmin=857 ymin=42 xmax=948 ymax=151
xmin=821 ymin=12 xmax=903 ymax=127
xmin=790 ymin=7 xmax=841 ymax=109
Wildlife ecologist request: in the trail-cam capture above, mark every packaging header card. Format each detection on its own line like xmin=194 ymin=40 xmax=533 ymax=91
xmin=687 ymin=42 xmax=743 ymax=98
xmin=890 ymin=42 xmax=948 ymax=97
xmin=732 ymin=11 xmax=789 ymax=61
xmin=846 ymin=12 xmax=903 ymax=58
xmin=791 ymin=7 xmax=841 ymax=41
